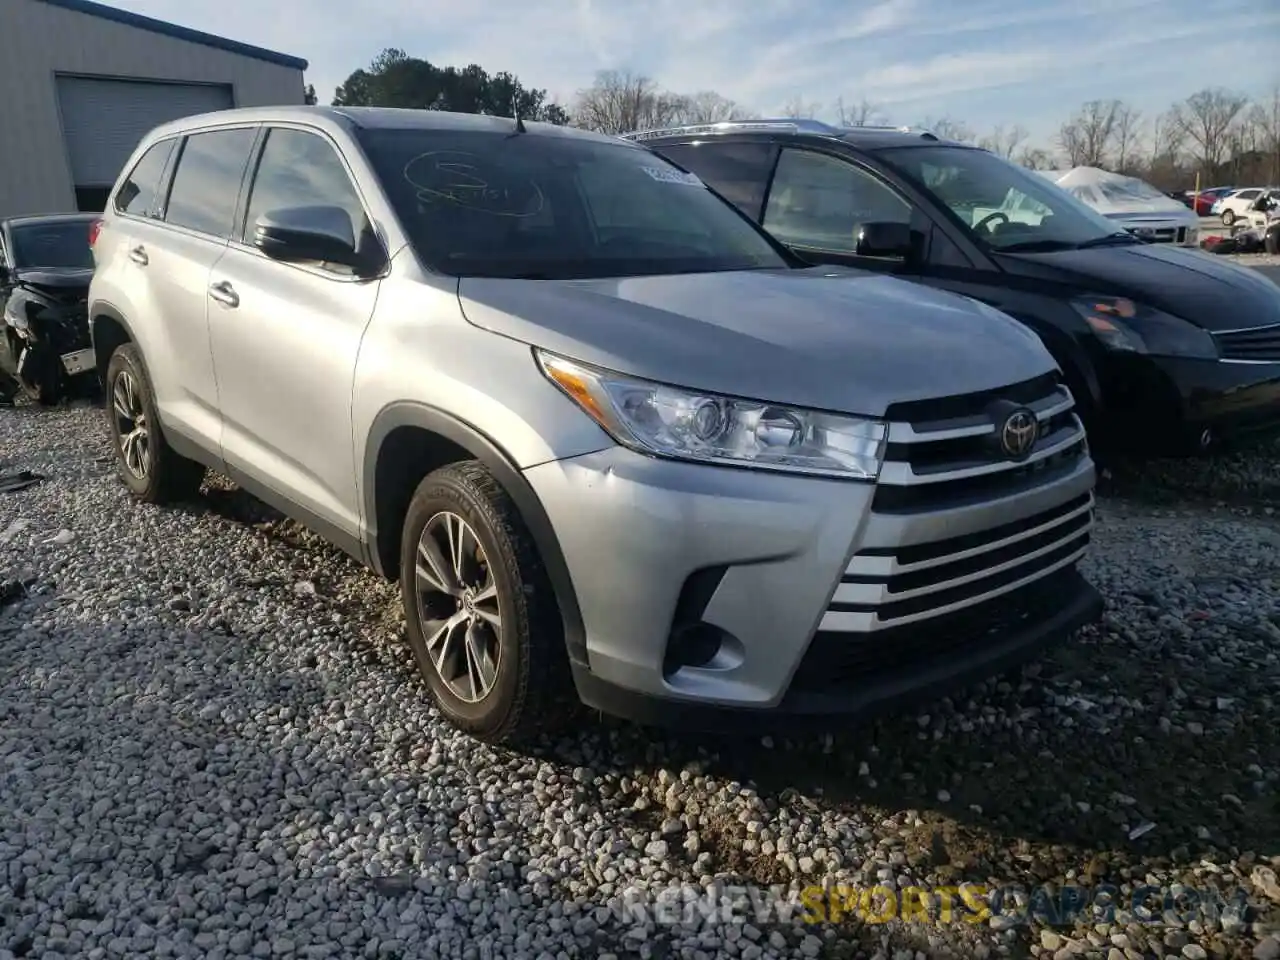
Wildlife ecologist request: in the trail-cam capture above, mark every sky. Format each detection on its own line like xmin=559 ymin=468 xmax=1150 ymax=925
xmin=114 ymin=0 xmax=1280 ymax=148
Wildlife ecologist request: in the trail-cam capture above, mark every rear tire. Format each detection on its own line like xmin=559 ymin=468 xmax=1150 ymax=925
xmin=104 ymin=343 xmax=205 ymax=504
xmin=398 ymin=460 xmax=574 ymax=744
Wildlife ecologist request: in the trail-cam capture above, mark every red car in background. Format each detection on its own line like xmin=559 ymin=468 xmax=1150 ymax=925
xmin=1187 ymin=186 xmax=1235 ymax=216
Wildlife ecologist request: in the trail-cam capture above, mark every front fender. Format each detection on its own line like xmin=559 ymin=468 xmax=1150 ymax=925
xmin=362 ymin=401 xmax=590 ymax=665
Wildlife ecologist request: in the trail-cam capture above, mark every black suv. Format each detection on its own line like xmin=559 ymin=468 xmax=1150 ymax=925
xmin=630 ymin=120 xmax=1280 ymax=458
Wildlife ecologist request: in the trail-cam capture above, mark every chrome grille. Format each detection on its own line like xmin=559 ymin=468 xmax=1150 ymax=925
xmin=1214 ymin=323 xmax=1280 ymax=362
xmin=792 ymin=570 xmax=1077 ymax=694
xmin=818 ymin=374 xmax=1094 ymax=634
xmin=821 ymin=493 xmax=1093 ymax=631
xmin=873 ymin=375 xmax=1089 ymax=513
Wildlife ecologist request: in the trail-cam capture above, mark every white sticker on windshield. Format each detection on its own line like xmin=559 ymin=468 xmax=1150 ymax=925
xmin=641 ymin=166 xmax=704 ymax=187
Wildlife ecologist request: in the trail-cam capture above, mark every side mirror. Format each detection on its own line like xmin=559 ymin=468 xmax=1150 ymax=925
xmin=854 ymin=221 xmax=915 ymax=260
xmin=253 ymin=205 xmax=361 ymax=268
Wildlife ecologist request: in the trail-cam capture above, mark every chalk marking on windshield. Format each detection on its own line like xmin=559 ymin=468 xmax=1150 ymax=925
xmin=402 ymin=151 xmax=546 ymax=218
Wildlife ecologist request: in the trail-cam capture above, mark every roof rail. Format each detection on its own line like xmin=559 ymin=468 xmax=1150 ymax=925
xmin=619 ymin=118 xmax=844 ymax=141
xmin=619 ymin=118 xmax=945 ymax=142
xmin=843 ymin=124 xmax=914 ymax=133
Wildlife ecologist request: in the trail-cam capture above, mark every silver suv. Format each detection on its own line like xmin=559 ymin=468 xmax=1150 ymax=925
xmin=88 ymin=106 xmax=1102 ymax=743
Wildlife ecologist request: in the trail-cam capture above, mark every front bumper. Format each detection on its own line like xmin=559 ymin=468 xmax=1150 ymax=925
xmin=569 ymin=569 xmax=1102 ymax=733
xmin=1093 ymin=352 xmax=1280 ymax=454
xmin=523 ymin=425 xmax=1100 ymax=727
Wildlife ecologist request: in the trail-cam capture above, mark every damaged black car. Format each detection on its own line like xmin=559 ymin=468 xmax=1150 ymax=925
xmin=1 ymin=213 xmax=99 ymax=405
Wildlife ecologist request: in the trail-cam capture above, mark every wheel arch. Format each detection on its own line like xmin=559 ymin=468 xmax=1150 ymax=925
xmin=89 ymin=303 xmax=136 ymax=379
xmin=363 ymin=401 xmax=588 ymax=665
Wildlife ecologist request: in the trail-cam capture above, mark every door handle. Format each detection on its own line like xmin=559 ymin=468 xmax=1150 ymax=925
xmin=208 ymin=281 xmax=239 ymax=308
xmin=128 ymin=246 xmax=148 ymax=266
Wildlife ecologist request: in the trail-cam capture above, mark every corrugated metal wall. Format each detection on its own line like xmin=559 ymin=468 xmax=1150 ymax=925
xmin=0 ymin=0 xmax=306 ymax=218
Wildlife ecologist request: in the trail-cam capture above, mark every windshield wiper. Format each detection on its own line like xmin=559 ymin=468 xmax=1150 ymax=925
xmin=992 ymin=239 xmax=1079 ymax=252
xmin=1075 ymin=232 xmax=1144 ymax=249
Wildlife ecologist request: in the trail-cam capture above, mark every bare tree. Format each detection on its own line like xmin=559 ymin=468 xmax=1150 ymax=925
xmin=835 ymin=96 xmax=884 ymax=127
xmin=1055 ymin=100 xmax=1121 ymax=168
xmin=571 ymin=70 xmax=680 ymax=134
xmin=1170 ymin=87 xmax=1250 ymax=174
xmin=916 ymin=115 xmax=974 ymax=142
xmin=1244 ymin=83 xmax=1280 ymax=185
xmin=1016 ymin=146 xmax=1055 ymax=170
xmin=668 ymin=91 xmax=757 ymax=125
xmin=978 ymin=123 xmax=1029 ymax=159
xmin=1148 ymin=110 xmax=1186 ymax=166
xmin=1136 ymin=110 xmax=1190 ymax=190
xmin=1111 ymin=104 xmax=1143 ymax=174
xmin=780 ymin=96 xmax=822 ymax=119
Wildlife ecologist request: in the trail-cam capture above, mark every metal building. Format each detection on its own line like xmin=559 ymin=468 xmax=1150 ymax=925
xmin=0 ymin=0 xmax=308 ymax=218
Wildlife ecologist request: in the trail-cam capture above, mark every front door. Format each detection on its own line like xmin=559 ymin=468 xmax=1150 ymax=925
xmin=207 ymin=125 xmax=381 ymax=538
xmin=758 ymin=146 xmax=927 ymax=277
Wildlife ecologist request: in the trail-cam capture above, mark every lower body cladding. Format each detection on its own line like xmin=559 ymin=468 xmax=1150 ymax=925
xmin=1093 ymin=344 xmax=1280 ymax=455
xmin=522 ymin=446 xmax=1103 ymax=732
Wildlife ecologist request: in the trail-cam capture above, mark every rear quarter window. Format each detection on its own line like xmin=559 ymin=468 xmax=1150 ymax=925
xmin=652 ymin=142 xmax=777 ymax=220
xmin=112 ymin=138 xmax=176 ymax=219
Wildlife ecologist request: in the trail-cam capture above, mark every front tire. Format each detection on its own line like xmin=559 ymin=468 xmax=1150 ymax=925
xmin=15 ymin=344 xmax=62 ymax=406
xmin=1221 ymin=209 xmax=1235 ymax=226
xmin=104 ymin=343 xmax=205 ymax=503
xmin=399 ymin=460 xmax=573 ymax=744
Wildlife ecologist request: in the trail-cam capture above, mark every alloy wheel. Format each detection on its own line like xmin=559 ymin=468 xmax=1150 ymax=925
xmin=414 ymin=511 xmax=503 ymax=703
xmin=112 ymin=370 xmax=150 ymax=480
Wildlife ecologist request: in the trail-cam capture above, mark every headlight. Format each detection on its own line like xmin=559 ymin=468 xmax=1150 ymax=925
xmin=1070 ymin=296 xmax=1217 ymax=359
xmin=537 ymin=351 xmax=887 ymax=480
xmin=2 ymin=296 xmax=29 ymax=332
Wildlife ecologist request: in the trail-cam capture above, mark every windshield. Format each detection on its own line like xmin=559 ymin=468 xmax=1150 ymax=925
xmin=8 ymin=221 xmax=95 ymax=270
xmin=356 ymin=127 xmax=789 ymax=279
xmin=876 ymin=145 xmax=1133 ymax=252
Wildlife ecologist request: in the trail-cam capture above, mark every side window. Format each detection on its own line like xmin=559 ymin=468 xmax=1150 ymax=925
xmin=1238 ymin=190 xmax=1259 ymax=201
xmin=163 ymin=128 xmax=258 ymax=238
xmin=655 ymin=142 xmax=776 ymax=220
xmin=112 ymin=139 xmax=176 ymax=219
xmin=763 ymin=148 xmax=911 ymax=255
xmin=242 ymin=128 xmax=369 ymax=271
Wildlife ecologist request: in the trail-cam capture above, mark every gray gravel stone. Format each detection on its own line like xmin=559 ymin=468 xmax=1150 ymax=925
xmin=3 ymin=401 xmax=1280 ymax=959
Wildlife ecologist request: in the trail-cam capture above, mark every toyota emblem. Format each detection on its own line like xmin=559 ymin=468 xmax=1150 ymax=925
xmin=998 ymin=409 xmax=1039 ymax=463
xmin=999 ymin=408 xmax=1039 ymax=459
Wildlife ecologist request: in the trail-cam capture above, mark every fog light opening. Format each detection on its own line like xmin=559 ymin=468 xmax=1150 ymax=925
xmin=662 ymin=621 xmax=744 ymax=677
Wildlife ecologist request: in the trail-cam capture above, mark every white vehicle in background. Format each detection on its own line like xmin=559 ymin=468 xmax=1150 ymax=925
xmin=1213 ymin=187 xmax=1279 ymax=226
xmin=1037 ymin=166 xmax=1200 ymax=247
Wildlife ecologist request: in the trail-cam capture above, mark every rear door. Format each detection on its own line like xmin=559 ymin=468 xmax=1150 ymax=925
xmin=113 ymin=126 xmax=258 ymax=450
xmin=206 ymin=124 xmax=382 ymax=539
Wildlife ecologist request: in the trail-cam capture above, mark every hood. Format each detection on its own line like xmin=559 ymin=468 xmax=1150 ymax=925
xmin=13 ymin=266 xmax=93 ymax=295
xmin=1103 ymin=208 xmax=1199 ymax=228
xmin=995 ymin=244 xmax=1280 ymax=331
xmin=457 ymin=267 xmax=1056 ymax=417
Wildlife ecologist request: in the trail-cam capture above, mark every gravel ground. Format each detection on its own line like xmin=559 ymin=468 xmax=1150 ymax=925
xmin=3 ymin=402 xmax=1280 ymax=960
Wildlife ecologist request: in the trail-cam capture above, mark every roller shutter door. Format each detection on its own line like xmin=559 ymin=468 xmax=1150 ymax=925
xmin=56 ymin=76 xmax=233 ymax=189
